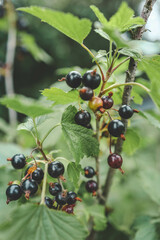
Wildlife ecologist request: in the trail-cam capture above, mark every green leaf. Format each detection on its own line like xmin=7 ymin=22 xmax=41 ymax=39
xmin=94 ymin=29 xmax=110 ymax=41
xmin=0 ymin=95 xmax=53 ymax=118
xmin=42 ymin=87 xmax=79 ymax=106
xmin=139 ymin=111 xmax=160 ymax=129
xmin=20 ymin=32 xmax=52 ymax=63
xmin=123 ymin=129 xmax=141 ymax=155
xmin=0 ymin=204 xmax=88 ymax=240
xmin=87 ymin=205 xmax=107 ymax=231
xmin=90 ymin=5 xmax=108 ymax=25
xmin=119 ymin=48 xmax=142 ymax=61
xmin=131 ymin=89 xmax=143 ymax=105
xmin=108 ymin=2 xmax=145 ymax=32
xmin=67 ymin=162 xmax=82 ymax=188
xmin=138 ymin=55 xmax=160 ymax=108
xmin=61 ymin=105 xmax=99 ymax=163
xmin=18 ymin=6 xmax=92 ymax=44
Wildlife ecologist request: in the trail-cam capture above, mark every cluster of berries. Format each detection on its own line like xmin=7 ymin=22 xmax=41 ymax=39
xmin=84 ymin=166 xmax=98 ymax=196
xmin=62 ymin=70 xmax=139 ymax=173
xmin=6 ymin=154 xmax=81 ymax=214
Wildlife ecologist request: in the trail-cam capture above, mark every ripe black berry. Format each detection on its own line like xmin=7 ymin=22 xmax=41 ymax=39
xmin=108 ymin=153 xmax=123 ymax=169
xmin=9 ymin=154 xmax=26 ymax=169
xmin=49 ymin=182 xmax=62 ymax=196
xmin=21 ymin=179 xmax=38 ymax=199
xmin=48 ymin=161 xmax=64 ymax=178
xmin=119 ymin=105 xmax=134 ymax=119
xmin=79 ymin=87 xmax=94 ymax=101
xmin=102 ymin=95 xmax=114 ymax=109
xmin=108 ymin=120 xmax=125 ymax=137
xmin=62 ymin=204 xmax=74 ymax=214
xmin=84 ymin=166 xmax=96 ymax=178
xmin=45 ymin=196 xmax=53 ymax=209
xmin=66 ymin=71 xmax=82 ymax=88
xmin=6 ymin=184 xmax=22 ymax=204
xmin=85 ymin=180 xmax=98 ymax=195
xmin=82 ymin=70 xmax=101 ymax=89
xmin=75 ymin=110 xmax=91 ymax=127
xmin=55 ymin=192 xmax=67 ymax=205
xmin=67 ymin=191 xmax=77 ymax=205
xmin=32 ymin=167 xmax=44 ymax=182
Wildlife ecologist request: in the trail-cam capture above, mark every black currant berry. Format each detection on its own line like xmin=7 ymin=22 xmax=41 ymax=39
xmin=62 ymin=204 xmax=74 ymax=214
xmin=8 ymin=154 xmax=26 ymax=169
xmin=67 ymin=191 xmax=77 ymax=205
xmin=108 ymin=120 xmax=125 ymax=137
xmin=108 ymin=153 xmax=123 ymax=169
xmin=55 ymin=192 xmax=67 ymax=205
xmin=75 ymin=110 xmax=91 ymax=127
xmin=85 ymin=180 xmax=98 ymax=195
xmin=102 ymin=95 xmax=114 ymax=109
xmin=84 ymin=166 xmax=96 ymax=178
xmin=49 ymin=182 xmax=62 ymax=196
xmin=48 ymin=161 xmax=64 ymax=178
xmin=79 ymin=87 xmax=94 ymax=101
xmin=6 ymin=184 xmax=22 ymax=204
xmin=32 ymin=167 xmax=44 ymax=182
xmin=118 ymin=105 xmax=134 ymax=119
xmin=21 ymin=179 xmax=38 ymax=199
xmin=66 ymin=71 xmax=82 ymax=88
xmin=82 ymin=70 xmax=101 ymax=89
xmin=45 ymin=196 xmax=53 ymax=209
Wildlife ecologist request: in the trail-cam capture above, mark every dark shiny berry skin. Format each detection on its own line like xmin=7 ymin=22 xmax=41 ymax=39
xmin=49 ymin=182 xmax=62 ymax=196
xmin=119 ymin=105 xmax=134 ymax=119
xmin=21 ymin=179 xmax=38 ymax=195
xmin=108 ymin=153 xmax=123 ymax=169
xmin=32 ymin=167 xmax=44 ymax=182
xmin=108 ymin=120 xmax=125 ymax=137
xmin=64 ymin=205 xmax=74 ymax=214
xmin=75 ymin=110 xmax=91 ymax=127
xmin=86 ymin=180 xmax=98 ymax=193
xmin=79 ymin=87 xmax=94 ymax=101
xmin=66 ymin=71 xmax=82 ymax=88
xmin=82 ymin=70 xmax=101 ymax=89
xmin=67 ymin=191 xmax=77 ymax=205
xmin=48 ymin=161 xmax=64 ymax=178
xmin=55 ymin=192 xmax=67 ymax=205
xmin=45 ymin=196 xmax=53 ymax=208
xmin=84 ymin=166 xmax=96 ymax=178
xmin=6 ymin=184 xmax=22 ymax=203
xmin=102 ymin=96 xmax=114 ymax=109
xmin=11 ymin=154 xmax=26 ymax=169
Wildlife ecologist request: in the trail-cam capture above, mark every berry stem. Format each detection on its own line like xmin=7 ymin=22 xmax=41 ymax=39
xmin=111 ymin=57 xmax=130 ymax=74
xmin=40 ymin=162 xmax=48 ymax=205
xmin=81 ymin=43 xmax=105 ymax=82
xmin=41 ymin=123 xmax=61 ymax=145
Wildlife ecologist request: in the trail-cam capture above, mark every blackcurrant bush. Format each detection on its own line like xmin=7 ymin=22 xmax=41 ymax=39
xmin=49 ymin=182 xmax=62 ymax=196
xmin=118 ymin=105 xmax=134 ymax=119
xmin=67 ymin=191 xmax=77 ymax=205
xmin=66 ymin=71 xmax=82 ymax=88
xmin=21 ymin=179 xmax=38 ymax=199
xmin=84 ymin=166 xmax=96 ymax=178
xmin=108 ymin=120 xmax=125 ymax=137
xmin=108 ymin=153 xmax=123 ymax=169
xmin=102 ymin=95 xmax=114 ymax=109
xmin=75 ymin=110 xmax=91 ymax=127
xmin=8 ymin=154 xmax=26 ymax=169
xmin=82 ymin=70 xmax=101 ymax=89
xmin=48 ymin=161 xmax=64 ymax=178
xmin=79 ymin=87 xmax=94 ymax=101
xmin=6 ymin=184 xmax=22 ymax=204
xmin=55 ymin=192 xmax=67 ymax=205
xmin=45 ymin=196 xmax=53 ymax=209
xmin=88 ymin=96 xmax=103 ymax=111
xmin=85 ymin=180 xmax=98 ymax=195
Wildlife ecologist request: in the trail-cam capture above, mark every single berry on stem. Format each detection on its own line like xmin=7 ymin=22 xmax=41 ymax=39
xmin=67 ymin=191 xmax=82 ymax=205
xmin=108 ymin=120 xmax=125 ymax=138
xmin=45 ymin=196 xmax=54 ymax=209
xmin=48 ymin=161 xmax=65 ymax=180
xmin=108 ymin=153 xmax=124 ymax=174
xmin=7 ymin=154 xmax=26 ymax=169
xmin=32 ymin=167 xmax=44 ymax=182
xmin=119 ymin=105 xmax=134 ymax=119
xmin=102 ymin=92 xmax=114 ymax=109
xmin=62 ymin=204 xmax=75 ymax=214
xmin=49 ymin=182 xmax=62 ymax=196
xmin=88 ymin=96 xmax=103 ymax=112
xmin=82 ymin=70 xmax=101 ymax=89
xmin=79 ymin=87 xmax=94 ymax=101
xmin=84 ymin=166 xmax=96 ymax=178
xmin=85 ymin=180 xmax=98 ymax=196
xmin=66 ymin=71 xmax=82 ymax=88
xmin=21 ymin=179 xmax=38 ymax=200
xmin=55 ymin=192 xmax=67 ymax=206
xmin=6 ymin=184 xmax=22 ymax=204
xmin=75 ymin=110 xmax=91 ymax=127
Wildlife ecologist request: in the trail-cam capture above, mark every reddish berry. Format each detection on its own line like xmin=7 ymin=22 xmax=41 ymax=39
xmin=88 ymin=96 xmax=103 ymax=111
xmin=108 ymin=153 xmax=123 ymax=169
xmin=86 ymin=180 xmax=98 ymax=195
xmin=101 ymin=95 xmax=114 ymax=109
xmin=79 ymin=87 xmax=94 ymax=101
